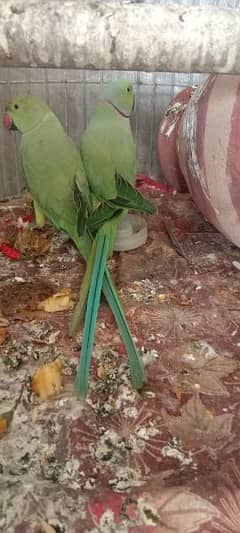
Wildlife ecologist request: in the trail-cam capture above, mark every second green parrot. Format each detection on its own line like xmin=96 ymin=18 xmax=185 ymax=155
xmin=73 ymin=80 xmax=156 ymax=396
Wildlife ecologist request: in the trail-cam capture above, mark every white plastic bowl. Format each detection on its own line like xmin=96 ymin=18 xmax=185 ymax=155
xmin=113 ymin=214 xmax=148 ymax=252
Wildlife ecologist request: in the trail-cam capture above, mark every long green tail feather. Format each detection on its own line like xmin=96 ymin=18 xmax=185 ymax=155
xmin=75 ymin=233 xmax=109 ymax=397
xmin=73 ymin=265 xmax=146 ymax=392
xmin=72 ymin=226 xmax=146 ymax=395
xmin=102 ymin=270 xmax=145 ymax=389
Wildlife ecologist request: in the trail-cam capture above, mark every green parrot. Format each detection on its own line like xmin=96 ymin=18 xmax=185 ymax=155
xmin=72 ymin=80 xmax=156 ymax=396
xmin=3 ymin=89 xmax=155 ymax=398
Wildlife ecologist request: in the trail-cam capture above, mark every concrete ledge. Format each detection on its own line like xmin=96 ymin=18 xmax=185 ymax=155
xmin=0 ymin=1 xmax=240 ymax=72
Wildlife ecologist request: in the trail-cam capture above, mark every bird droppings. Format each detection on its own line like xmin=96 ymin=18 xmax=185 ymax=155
xmin=90 ymin=509 xmax=124 ymax=533
xmin=84 ymin=477 xmax=97 ymax=490
xmin=193 ymin=340 xmax=218 ymax=359
xmin=123 ymin=278 xmax=166 ymax=303
xmin=161 ymin=437 xmax=193 ymax=466
xmin=1 ymin=186 xmax=240 ymax=530
xmin=122 ymin=406 xmax=138 ymax=418
xmin=141 ymin=347 xmax=159 ymax=365
xmin=137 ymin=498 xmax=160 ymax=525
xmin=109 ymin=467 xmax=143 ymax=491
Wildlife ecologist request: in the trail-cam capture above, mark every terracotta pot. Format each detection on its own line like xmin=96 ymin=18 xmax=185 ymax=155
xmin=177 ymin=74 xmax=240 ymax=248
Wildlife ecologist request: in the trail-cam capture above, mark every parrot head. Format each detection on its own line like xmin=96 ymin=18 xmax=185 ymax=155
xmin=3 ymin=95 xmax=50 ymax=133
xmin=101 ymin=80 xmax=135 ymax=117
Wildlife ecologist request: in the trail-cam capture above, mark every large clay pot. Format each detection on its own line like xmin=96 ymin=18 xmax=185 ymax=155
xmin=177 ymin=74 xmax=240 ymax=248
xmin=157 ymin=87 xmax=195 ymax=192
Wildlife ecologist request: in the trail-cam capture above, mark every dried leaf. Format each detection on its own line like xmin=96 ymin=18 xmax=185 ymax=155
xmin=138 ymin=487 xmax=218 ymax=532
xmin=14 ymin=227 xmax=52 ymax=256
xmin=32 ymin=358 xmax=63 ymax=401
xmin=162 ymin=394 xmax=233 ymax=450
xmin=38 ymin=288 xmax=73 ymax=313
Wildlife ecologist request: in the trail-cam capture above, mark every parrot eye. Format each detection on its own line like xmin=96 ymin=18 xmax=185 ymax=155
xmin=14 ymin=104 xmax=19 ymax=109
xmin=127 ymin=87 xmax=131 ymax=93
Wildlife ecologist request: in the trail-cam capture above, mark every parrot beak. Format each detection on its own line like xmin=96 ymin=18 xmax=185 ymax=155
xmin=3 ymin=112 xmax=17 ymax=131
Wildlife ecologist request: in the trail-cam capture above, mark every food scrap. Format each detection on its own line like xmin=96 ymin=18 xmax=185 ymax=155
xmin=32 ymin=358 xmax=63 ymax=401
xmin=38 ymin=289 xmax=73 ymax=313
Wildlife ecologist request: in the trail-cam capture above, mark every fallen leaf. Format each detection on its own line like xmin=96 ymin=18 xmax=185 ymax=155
xmin=32 ymin=358 xmax=63 ymax=401
xmin=162 ymin=394 xmax=233 ymax=450
xmin=14 ymin=227 xmax=52 ymax=256
xmin=38 ymin=288 xmax=73 ymax=313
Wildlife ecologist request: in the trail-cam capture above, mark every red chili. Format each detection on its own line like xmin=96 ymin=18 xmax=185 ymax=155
xmin=0 ymin=242 xmax=21 ymax=260
xmin=22 ymin=214 xmax=33 ymax=223
xmin=136 ymin=173 xmax=174 ymax=193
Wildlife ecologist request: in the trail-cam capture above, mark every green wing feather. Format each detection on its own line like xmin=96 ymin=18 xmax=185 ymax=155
xmin=107 ymin=174 xmax=156 ymax=214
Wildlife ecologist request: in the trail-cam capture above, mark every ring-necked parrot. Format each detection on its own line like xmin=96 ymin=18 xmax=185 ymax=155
xmin=74 ymin=80 xmax=156 ymax=396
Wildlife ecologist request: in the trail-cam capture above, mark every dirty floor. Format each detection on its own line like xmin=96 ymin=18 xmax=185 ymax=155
xmin=1 ymin=180 xmax=240 ymax=532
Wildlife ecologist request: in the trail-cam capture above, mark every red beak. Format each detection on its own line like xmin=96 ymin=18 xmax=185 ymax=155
xmin=3 ymin=113 xmax=13 ymax=130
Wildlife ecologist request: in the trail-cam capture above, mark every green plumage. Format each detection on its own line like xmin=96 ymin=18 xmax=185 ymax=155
xmin=74 ymin=80 xmax=156 ymax=396
xmin=4 ymin=84 xmax=156 ymax=399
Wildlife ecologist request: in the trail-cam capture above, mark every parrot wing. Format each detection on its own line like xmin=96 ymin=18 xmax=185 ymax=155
xmin=107 ymin=174 xmax=156 ymax=214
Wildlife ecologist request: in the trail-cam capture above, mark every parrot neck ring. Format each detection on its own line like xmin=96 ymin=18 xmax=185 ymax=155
xmin=105 ymin=99 xmax=132 ymax=118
